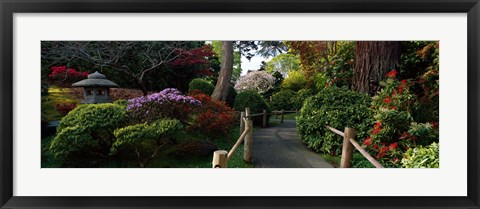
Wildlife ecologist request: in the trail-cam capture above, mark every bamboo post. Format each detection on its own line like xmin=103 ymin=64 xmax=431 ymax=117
xmin=280 ymin=109 xmax=285 ymax=123
xmin=262 ymin=109 xmax=267 ymax=128
xmin=340 ymin=127 xmax=355 ymax=168
xmin=212 ymin=150 xmax=228 ymax=168
xmin=240 ymin=111 xmax=245 ymax=134
xmin=244 ymin=108 xmax=253 ymax=163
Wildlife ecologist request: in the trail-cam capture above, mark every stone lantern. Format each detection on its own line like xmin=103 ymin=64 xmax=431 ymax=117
xmin=72 ymin=71 xmax=119 ymax=104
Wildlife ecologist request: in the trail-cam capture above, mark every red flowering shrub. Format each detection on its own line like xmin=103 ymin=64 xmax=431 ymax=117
xmin=55 ymin=101 xmax=77 ymax=116
xmin=48 ymin=66 xmax=89 ymax=87
xmin=190 ymin=92 xmax=235 ymax=139
xmin=361 ymin=70 xmax=439 ymax=167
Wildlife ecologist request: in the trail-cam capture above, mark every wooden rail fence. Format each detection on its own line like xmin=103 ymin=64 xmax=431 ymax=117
xmin=212 ymin=108 xmax=254 ymax=168
xmin=213 ymin=108 xmax=298 ymax=168
xmin=326 ymin=125 xmax=384 ymax=168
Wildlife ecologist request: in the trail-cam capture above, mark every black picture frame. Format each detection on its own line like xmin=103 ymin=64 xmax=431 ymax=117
xmin=1 ymin=0 xmax=479 ymax=208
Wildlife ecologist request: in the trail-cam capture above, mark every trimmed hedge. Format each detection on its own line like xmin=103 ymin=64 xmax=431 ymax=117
xmin=49 ymin=104 xmax=126 ymax=167
xmin=297 ymin=86 xmax=374 ymax=154
xmin=234 ymin=90 xmax=271 ymax=126
xmin=188 ymin=78 xmax=214 ymax=95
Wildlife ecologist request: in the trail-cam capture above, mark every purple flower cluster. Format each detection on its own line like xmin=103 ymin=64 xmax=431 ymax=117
xmin=127 ymin=88 xmax=201 ymax=111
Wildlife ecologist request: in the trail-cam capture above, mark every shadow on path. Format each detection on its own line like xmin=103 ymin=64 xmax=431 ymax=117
xmin=252 ymin=120 xmax=334 ymax=168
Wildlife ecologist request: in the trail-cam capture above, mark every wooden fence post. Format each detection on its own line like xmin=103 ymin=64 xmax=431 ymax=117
xmin=262 ymin=109 xmax=267 ymax=128
xmin=240 ymin=111 xmax=245 ymax=134
xmin=280 ymin=109 xmax=285 ymax=123
xmin=244 ymin=108 xmax=253 ymax=163
xmin=212 ymin=150 xmax=228 ymax=168
xmin=296 ymin=109 xmax=299 ymax=116
xmin=340 ymin=127 xmax=355 ymax=168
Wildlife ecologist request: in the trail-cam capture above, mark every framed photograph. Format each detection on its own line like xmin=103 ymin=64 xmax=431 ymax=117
xmin=1 ymin=0 xmax=479 ymax=208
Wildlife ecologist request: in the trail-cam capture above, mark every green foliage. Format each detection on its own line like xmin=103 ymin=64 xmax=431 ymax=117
xmin=234 ymin=90 xmax=271 ymax=126
xmin=269 ymin=90 xmax=296 ymax=111
xmin=265 ymin=53 xmax=301 ymax=75
xmin=281 ymin=71 xmax=307 ymax=92
xmin=323 ymin=41 xmax=355 ymax=88
xmin=49 ymin=104 xmax=127 ymax=167
xmin=212 ymin=41 xmax=242 ymax=81
xmin=188 ymin=78 xmax=214 ymax=95
xmin=408 ymin=122 xmax=439 ymax=146
xmin=351 ymin=153 xmax=375 ymax=168
xmin=313 ymin=72 xmax=328 ymax=92
xmin=226 ymin=85 xmax=237 ymax=107
xmin=401 ymin=142 xmax=439 ymax=168
xmin=293 ymin=89 xmax=314 ymax=110
xmin=113 ymin=99 xmax=128 ymax=108
xmin=400 ymin=41 xmax=439 ymax=80
xmin=111 ymin=119 xmax=183 ymax=167
xmin=297 ymin=86 xmax=374 ymax=154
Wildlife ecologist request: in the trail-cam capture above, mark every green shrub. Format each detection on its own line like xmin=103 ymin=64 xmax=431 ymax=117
xmin=297 ymin=86 xmax=373 ymax=154
xmin=111 ymin=119 xmax=184 ymax=167
xmin=234 ymin=90 xmax=271 ymax=126
xmin=188 ymin=78 xmax=214 ymax=95
xmin=49 ymin=104 xmax=127 ymax=167
xmin=281 ymin=71 xmax=307 ymax=92
xmin=226 ymin=85 xmax=237 ymax=108
xmin=351 ymin=152 xmax=375 ymax=168
xmin=113 ymin=99 xmax=128 ymax=108
xmin=269 ymin=90 xmax=296 ymax=111
xmin=401 ymin=142 xmax=439 ymax=168
xmin=293 ymin=89 xmax=314 ymax=110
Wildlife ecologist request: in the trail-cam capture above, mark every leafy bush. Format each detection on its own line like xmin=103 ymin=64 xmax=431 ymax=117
xmin=323 ymin=41 xmax=355 ymax=88
xmin=360 ymin=70 xmax=439 ymax=167
xmin=297 ymin=86 xmax=373 ymax=154
xmin=351 ymin=153 xmax=375 ymax=168
xmin=269 ymin=90 xmax=296 ymax=111
xmin=234 ymin=90 xmax=271 ymax=126
xmin=281 ymin=71 xmax=307 ymax=92
xmin=226 ymin=85 xmax=237 ymax=108
xmin=127 ymin=88 xmax=201 ymax=123
xmin=293 ymin=89 xmax=314 ymax=110
xmin=401 ymin=142 xmax=439 ymax=168
xmin=190 ymin=93 xmax=235 ymax=138
xmin=111 ymin=119 xmax=183 ymax=167
xmin=188 ymin=78 xmax=214 ymax=95
xmin=113 ymin=99 xmax=128 ymax=108
xmin=49 ymin=103 xmax=127 ymax=167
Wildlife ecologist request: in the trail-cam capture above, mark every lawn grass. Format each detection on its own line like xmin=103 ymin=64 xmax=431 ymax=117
xmin=42 ymin=86 xmax=80 ymax=121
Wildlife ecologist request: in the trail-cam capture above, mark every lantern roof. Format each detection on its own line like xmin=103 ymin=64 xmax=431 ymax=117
xmin=72 ymin=71 xmax=119 ymax=88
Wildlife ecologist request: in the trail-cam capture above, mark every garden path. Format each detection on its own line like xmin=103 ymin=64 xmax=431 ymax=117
xmin=252 ymin=120 xmax=334 ymax=168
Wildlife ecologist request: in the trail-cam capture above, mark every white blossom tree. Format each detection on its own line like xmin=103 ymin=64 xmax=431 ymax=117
xmin=234 ymin=71 xmax=276 ymax=94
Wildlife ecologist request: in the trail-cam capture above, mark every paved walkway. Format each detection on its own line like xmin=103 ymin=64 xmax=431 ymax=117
xmin=252 ymin=120 xmax=334 ymax=168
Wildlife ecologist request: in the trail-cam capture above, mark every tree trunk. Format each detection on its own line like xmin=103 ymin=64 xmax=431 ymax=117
xmin=353 ymin=41 xmax=400 ymax=94
xmin=137 ymin=78 xmax=149 ymax=96
xmin=212 ymin=41 xmax=234 ymax=101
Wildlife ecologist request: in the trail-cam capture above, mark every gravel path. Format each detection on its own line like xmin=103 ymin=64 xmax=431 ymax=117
xmin=252 ymin=120 xmax=334 ymax=168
